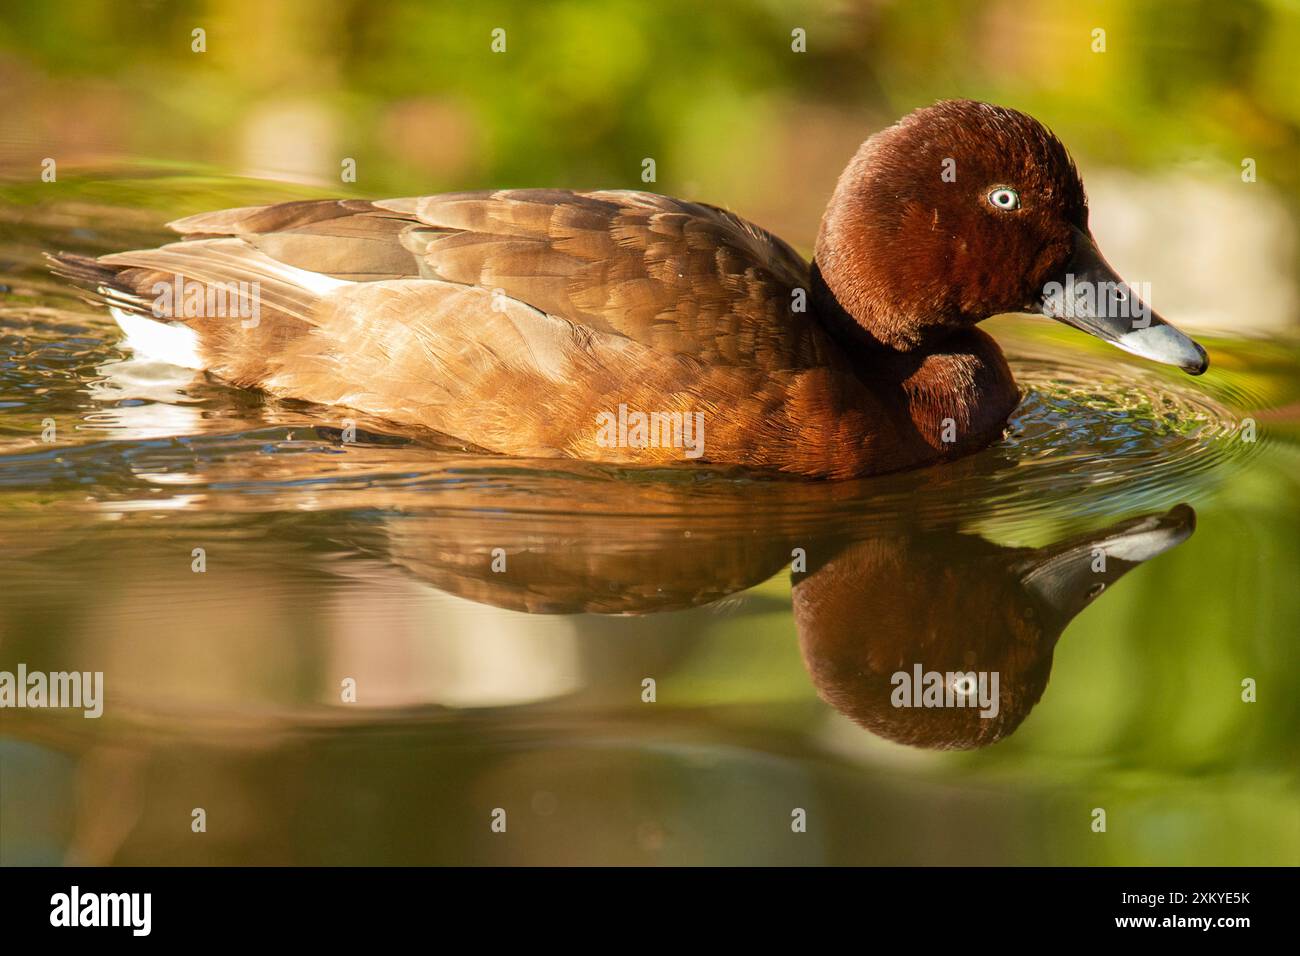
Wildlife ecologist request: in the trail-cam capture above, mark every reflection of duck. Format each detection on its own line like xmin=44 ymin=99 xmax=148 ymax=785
xmin=364 ymin=499 xmax=1195 ymax=748
xmin=0 ymin=500 xmax=1197 ymax=866
xmin=51 ymin=100 xmax=1207 ymax=478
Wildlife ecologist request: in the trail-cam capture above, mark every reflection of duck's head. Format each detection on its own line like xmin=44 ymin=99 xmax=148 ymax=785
xmin=815 ymin=100 xmax=1208 ymax=374
xmin=792 ymin=505 xmax=1196 ymax=749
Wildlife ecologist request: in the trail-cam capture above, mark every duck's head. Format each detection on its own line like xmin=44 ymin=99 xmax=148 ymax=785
xmin=813 ymin=99 xmax=1208 ymax=374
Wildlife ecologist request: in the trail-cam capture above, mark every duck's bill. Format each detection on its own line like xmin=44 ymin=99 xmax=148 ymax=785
xmin=1036 ymin=227 xmax=1209 ymax=375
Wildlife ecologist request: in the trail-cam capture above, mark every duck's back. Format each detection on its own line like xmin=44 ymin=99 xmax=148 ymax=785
xmin=167 ymin=189 xmax=830 ymax=364
xmin=52 ymin=189 xmax=928 ymax=477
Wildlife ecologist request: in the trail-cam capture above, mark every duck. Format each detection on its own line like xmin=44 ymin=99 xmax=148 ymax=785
xmin=51 ymin=99 xmax=1209 ymax=479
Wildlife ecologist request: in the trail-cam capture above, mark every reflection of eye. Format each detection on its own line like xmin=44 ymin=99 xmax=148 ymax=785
xmin=988 ymin=187 xmax=1021 ymax=210
xmin=951 ymin=675 xmax=978 ymax=696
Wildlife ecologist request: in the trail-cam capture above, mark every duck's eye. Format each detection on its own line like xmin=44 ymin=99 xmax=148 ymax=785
xmin=987 ymin=187 xmax=1021 ymax=210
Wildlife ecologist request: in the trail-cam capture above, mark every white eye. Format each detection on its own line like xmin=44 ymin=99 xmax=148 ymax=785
xmin=988 ymin=187 xmax=1021 ymax=210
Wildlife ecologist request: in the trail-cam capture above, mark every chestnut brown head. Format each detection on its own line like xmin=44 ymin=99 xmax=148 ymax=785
xmin=814 ymin=99 xmax=1208 ymax=374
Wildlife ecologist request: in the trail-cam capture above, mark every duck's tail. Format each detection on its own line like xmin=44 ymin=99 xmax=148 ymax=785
xmin=46 ymin=241 xmax=345 ymax=377
xmin=47 ymin=251 xmax=201 ymax=368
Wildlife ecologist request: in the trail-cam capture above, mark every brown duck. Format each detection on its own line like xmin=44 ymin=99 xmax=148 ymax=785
xmin=52 ymin=99 xmax=1208 ymax=479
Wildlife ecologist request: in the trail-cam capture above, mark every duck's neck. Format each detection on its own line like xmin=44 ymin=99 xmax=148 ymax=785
xmin=809 ymin=260 xmax=898 ymax=355
xmin=810 ymin=261 xmax=1021 ymax=457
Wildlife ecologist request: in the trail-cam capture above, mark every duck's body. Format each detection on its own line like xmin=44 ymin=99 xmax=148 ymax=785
xmin=53 ymin=101 xmax=1205 ymax=479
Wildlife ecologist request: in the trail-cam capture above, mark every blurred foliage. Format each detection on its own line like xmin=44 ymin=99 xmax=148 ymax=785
xmin=2 ymin=0 xmax=1300 ymax=243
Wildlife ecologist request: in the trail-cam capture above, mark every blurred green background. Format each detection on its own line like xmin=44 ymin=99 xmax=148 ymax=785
xmin=1 ymin=0 xmax=1299 ymax=240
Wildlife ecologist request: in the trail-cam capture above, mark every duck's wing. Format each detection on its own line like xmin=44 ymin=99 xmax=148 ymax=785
xmin=166 ymin=190 xmax=833 ymax=370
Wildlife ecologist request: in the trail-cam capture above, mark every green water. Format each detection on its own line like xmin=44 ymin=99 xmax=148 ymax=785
xmin=0 ymin=175 xmax=1297 ymax=865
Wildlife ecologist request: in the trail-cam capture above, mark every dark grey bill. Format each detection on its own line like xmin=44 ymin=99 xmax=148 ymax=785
xmin=1035 ymin=227 xmax=1209 ymax=375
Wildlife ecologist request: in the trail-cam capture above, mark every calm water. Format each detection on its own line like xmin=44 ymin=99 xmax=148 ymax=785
xmin=1 ymin=176 xmax=1297 ymax=865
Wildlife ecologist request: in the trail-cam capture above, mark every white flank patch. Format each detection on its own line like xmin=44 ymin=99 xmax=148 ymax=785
xmin=110 ymin=307 xmax=204 ymax=369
